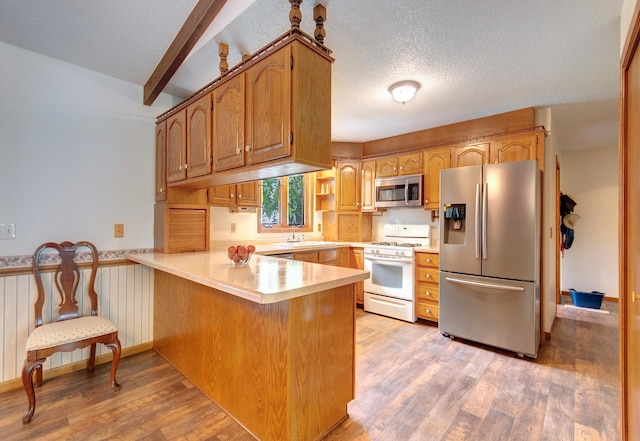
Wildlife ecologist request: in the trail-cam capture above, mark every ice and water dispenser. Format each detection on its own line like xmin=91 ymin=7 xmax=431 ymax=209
xmin=442 ymin=204 xmax=466 ymax=245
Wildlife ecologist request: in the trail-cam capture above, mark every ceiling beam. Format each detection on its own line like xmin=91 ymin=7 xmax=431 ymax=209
xmin=143 ymin=0 xmax=229 ymax=106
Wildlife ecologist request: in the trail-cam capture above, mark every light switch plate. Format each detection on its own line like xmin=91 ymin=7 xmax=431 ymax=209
xmin=0 ymin=223 xmax=16 ymax=240
xmin=114 ymin=223 xmax=124 ymax=238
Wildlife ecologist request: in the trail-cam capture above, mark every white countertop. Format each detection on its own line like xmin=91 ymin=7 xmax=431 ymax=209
xmin=127 ymin=250 xmax=369 ymax=304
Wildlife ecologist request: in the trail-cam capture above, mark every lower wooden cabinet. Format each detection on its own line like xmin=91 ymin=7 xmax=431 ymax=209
xmin=293 ymin=247 xmax=349 ymax=267
xmin=350 ymin=247 xmax=364 ymax=305
xmin=415 ymin=251 xmax=439 ymax=322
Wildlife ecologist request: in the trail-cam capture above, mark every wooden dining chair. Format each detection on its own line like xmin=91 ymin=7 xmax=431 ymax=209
xmin=21 ymin=241 xmax=121 ymax=424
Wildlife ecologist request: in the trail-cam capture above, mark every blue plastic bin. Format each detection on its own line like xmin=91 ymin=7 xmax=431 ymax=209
xmin=569 ymin=289 xmax=605 ymax=309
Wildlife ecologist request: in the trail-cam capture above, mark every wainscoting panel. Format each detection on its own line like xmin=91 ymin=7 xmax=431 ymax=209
xmin=0 ymin=263 xmax=154 ymax=383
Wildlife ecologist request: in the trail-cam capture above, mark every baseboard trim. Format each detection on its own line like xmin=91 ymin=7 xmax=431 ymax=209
xmin=0 ymin=342 xmax=153 ymax=394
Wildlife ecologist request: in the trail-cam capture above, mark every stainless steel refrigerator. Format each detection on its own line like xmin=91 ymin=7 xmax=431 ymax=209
xmin=439 ymin=159 xmax=540 ymax=358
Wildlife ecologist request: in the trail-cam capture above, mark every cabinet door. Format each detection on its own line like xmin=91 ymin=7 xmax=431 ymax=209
xmin=246 ymin=45 xmax=291 ymax=165
xmin=236 ymin=182 xmax=259 ymax=207
xmin=350 ymin=248 xmax=364 ymax=305
xmin=167 ymin=110 xmax=187 ymax=183
xmin=336 ymin=161 xmax=361 ymax=211
xmin=376 ymin=157 xmax=398 ymax=177
xmin=213 ymin=74 xmax=245 ymax=172
xmin=360 ymin=159 xmax=376 ymax=212
xmin=423 ymin=148 xmax=451 ymax=210
xmin=186 ymin=94 xmax=212 ymax=178
xmin=208 ymin=185 xmax=236 ymax=206
xmin=489 ymin=134 xmax=538 ymax=164
xmin=155 ymin=121 xmax=167 ymax=201
xmin=451 ymin=142 xmax=489 ymax=168
xmin=398 ymin=152 xmax=422 ymax=175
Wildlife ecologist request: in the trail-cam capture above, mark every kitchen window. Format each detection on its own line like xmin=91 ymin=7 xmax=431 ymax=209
xmin=258 ymin=174 xmax=313 ymax=233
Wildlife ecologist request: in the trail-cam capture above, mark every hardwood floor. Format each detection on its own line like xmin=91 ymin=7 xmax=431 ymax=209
xmin=0 ymin=303 xmax=619 ymax=440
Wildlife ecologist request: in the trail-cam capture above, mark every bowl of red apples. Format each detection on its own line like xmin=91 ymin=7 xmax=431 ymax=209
xmin=227 ymin=244 xmax=256 ymax=266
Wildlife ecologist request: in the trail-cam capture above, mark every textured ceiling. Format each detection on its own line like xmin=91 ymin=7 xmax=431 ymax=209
xmin=0 ymin=0 xmax=623 ymax=150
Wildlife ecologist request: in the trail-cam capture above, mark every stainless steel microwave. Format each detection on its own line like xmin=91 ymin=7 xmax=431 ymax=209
xmin=374 ymin=174 xmax=423 ymax=208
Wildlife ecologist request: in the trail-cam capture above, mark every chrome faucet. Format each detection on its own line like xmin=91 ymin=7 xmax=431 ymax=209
xmin=287 ymin=224 xmax=301 ymax=242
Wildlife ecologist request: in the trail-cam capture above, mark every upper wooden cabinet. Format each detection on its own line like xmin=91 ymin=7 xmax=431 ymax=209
xmin=208 ymin=182 xmax=259 ymax=207
xmin=155 ymin=120 xmax=167 ymax=201
xmin=376 ymin=152 xmax=423 ymax=177
xmin=166 ymin=94 xmax=213 ymax=183
xmin=245 ymin=46 xmax=292 ymax=166
xmin=360 ymin=159 xmax=376 ymax=212
xmin=213 ymin=73 xmax=245 ymax=172
xmin=167 ymin=110 xmax=187 ymax=183
xmin=187 ymin=94 xmax=213 ymax=178
xmin=335 ymin=161 xmax=361 ymax=211
xmin=489 ymin=132 xmax=542 ymax=168
xmin=423 ymin=148 xmax=451 ymax=211
xmin=451 ymin=142 xmax=490 ymax=168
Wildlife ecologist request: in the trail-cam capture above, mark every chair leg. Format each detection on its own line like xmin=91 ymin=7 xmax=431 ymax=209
xmin=105 ymin=339 xmax=122 ymax=391
xmin=88 ymin=343 xmax=97 ymax=372
xmin=21 ymin=359 xmax=44 ymax=424
xmin=35 ymin=364 xmax=43 ymax=387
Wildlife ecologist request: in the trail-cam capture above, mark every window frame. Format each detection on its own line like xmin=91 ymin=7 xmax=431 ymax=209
xmin=257 ymin=173 xmax=313 ymax=233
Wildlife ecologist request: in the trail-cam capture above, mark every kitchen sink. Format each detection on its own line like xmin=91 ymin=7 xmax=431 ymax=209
xmin=271 ymin=241 xmax=336 ymax=248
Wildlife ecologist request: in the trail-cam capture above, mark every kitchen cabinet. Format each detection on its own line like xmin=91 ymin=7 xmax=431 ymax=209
xmin=166 ymin=110 xmax=187 ymax=183
xmin=350 ymin=247 xmax=365 ymax=305
xmin=423 ymin=148 xmax=451 ymax=211
xmin=360 ymin=159 xmax=376 ymax=212
xmin=315 ymin=168 xmax=335 ymax=211
xmin=208 ymin=182 xmax=259 ymax=207
xmin=213 ymin=73 xmax=245 ymax=172
xmin=322 ymin=211 xmax=372 ymax=242
xmin=451 ymin=142 xmax=490 ymax=168
xmin=155 ymin=120 xmax=167 ymax=201
xmin=154 ymin=202 xmax=209 ymax=253
xmin=375 ymin=152 xmax=422 ymax=177
xmin=166 ymin=94 xmax=213 ymax=183
xmin=335 ymin=161 xmax=361 ymax=211
xmin=489 ymin=131 xmax=544 ymax=170
xmin=293 ymin=248 xmax=349 ymax=267
xmin=415 ymin=251 xmax=439 ymax=322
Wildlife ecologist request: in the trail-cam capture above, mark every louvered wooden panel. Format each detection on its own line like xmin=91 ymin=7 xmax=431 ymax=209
xmin=167 ymin=207 xmax=209 ymax=253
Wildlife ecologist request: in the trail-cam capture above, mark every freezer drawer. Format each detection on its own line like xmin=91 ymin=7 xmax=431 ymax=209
xmin=439 ymin=271 xmax=539 ymax=357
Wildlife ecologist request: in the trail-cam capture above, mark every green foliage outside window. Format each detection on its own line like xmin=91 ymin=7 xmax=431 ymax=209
xmin=260 ymin=174 xmax=305 ymax=228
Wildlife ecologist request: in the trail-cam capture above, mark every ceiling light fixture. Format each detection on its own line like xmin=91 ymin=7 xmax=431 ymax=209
xmin=389 ymin=80 xmax=421 ymax=104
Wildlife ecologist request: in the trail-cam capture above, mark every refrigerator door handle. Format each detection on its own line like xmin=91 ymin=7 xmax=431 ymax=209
xmin=475 ymin=183 xmax=481 ymax=259
xmin=482 ymin=182 xmax=488 ymax=259
xmin=445 ymin=276 xmax=525 ymax=292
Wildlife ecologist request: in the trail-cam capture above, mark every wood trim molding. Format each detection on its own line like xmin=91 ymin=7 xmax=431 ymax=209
xmin=0 ymin=343 xmax=153 ymax=394
xmin=143 ymin=0 xmax=229 ymax=105
xmin=0 ymin=257 xmax=140 ymax=277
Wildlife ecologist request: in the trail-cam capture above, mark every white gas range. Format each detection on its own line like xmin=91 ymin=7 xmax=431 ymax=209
xmin=363 ymin=224 xmax=430 ymax=322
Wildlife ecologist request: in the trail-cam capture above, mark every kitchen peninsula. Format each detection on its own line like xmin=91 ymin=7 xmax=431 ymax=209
xmin=127 ymin=250 xmax=369 ymax=441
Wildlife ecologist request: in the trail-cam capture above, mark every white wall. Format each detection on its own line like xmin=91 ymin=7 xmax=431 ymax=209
xmin=559 ymin=146 xmax=619 ymax=298
xmin=0 ymin=41 xmax=178 ymax=257
xmin=621 ymin=0 xmax=640 ymax=55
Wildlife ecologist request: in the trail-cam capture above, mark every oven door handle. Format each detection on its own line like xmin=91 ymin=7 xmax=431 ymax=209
xmin=364 ymin=255 xmax=413 ymax=263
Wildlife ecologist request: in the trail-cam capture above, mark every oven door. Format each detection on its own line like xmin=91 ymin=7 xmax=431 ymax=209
xmin=363 ymin=253 xmax=414 ymax=301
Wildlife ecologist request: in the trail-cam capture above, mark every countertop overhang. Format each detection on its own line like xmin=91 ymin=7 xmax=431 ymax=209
xmin=127 ymin=250 xmax=369 ymax=304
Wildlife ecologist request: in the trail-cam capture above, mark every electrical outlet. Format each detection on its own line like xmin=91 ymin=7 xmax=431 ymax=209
xmin=317 ymin=223 xmax=321 ymax=232
xmin=231 ymin=222 xmax=236 ymax=233
xmin=0 ymin=223 xmax=16 ymax=240
xmin=114 ymin=223 xmax=124 ymax=238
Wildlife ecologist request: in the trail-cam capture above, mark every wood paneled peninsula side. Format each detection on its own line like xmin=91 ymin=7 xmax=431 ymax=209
xmin=126 ymin=251 xmax=368 ymax=441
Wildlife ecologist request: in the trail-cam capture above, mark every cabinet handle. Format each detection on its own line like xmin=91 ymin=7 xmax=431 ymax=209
xmin=159 ymin=188 xmax=164 ymax=193
xmin=179 ymin=165 xmax=183 ymax=171
xmin=426 ymin=258 xmax=432 ymax=263
xmin=184 ymin=163 xmax=189 ymax=170
xmin=245 ymin=145 xmax=252 ymax=156
xmin=230 ymin=193 xmax=234 ymax=198
xmin=238 ymin=193 xmax=242 ymax=198
xmin=425 ymin=199 xmax=429 ymax=204
xmin=236 ymin=145 xmax=242 ymax=155
xmin=425 ymin=274 xmax=432 ymax=279
xmin=425 ymin=308 xmax=431 ymax=313
xmin=424 ymin=291 xmax=432 ymax=296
